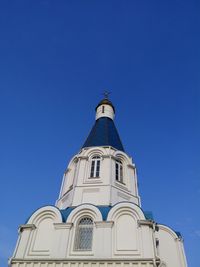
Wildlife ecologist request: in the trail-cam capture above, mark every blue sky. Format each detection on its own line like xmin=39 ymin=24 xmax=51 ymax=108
xmin=0 ymin=1 xmax=199 ymax=266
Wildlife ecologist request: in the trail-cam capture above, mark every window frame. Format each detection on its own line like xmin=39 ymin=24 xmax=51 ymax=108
xmin=115 ymin=159 xmax=124 ymax=184
xmin=89 ymin=156 xmax=101 ymax=178
xmin=74 ymin=217 xmax=93 ymax=251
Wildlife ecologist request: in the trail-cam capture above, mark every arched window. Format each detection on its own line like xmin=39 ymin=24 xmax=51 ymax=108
xmin=74 ymin=217 xmax=93 ymax=251
xmin=116 ymin=159 xmax=123 ymax=183
xmin=90 ymin=156 xmax=101 ymax=178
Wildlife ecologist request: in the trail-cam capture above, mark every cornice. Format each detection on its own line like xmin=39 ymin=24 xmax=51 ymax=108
xmin=138 ymin=220 xmax=159 ymax=231
xmin=54 ymin=223 xmax=73 ymax=230
xmin=127 ymin=164 xmax=135 ymax=169
xmin=77 ymin=156 xmax=89 ymax=160
xmin=18 ymin=224 xmax=36 ymax=233
xmin=95 ymin=221 xmax=114 ymax=228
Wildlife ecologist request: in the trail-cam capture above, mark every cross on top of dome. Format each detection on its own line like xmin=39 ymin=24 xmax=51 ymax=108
xmin=103 ymin=90 xmax=111 ymax=99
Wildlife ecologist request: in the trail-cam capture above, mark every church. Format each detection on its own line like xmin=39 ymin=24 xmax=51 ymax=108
xmin=9 ymin=98 xmax=188 ymax=267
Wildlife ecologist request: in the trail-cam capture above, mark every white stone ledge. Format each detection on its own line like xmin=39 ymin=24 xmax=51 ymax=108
xmin=138 ymin=220 xmax=158 ymax=231
xmin=18 ymin=224 xmax=36 ymax=233
xmin=95 ymin=221 xmax=114 ymax=228
xmin=77 ymin=156 xmax=89 ymax=160
xmin=127 ymin=164 xmax=135 ymax=169
xmin=10 ymin=258 xmax=158 ymax=263
xmin=54 ymin=223 xmax=73 ymax=229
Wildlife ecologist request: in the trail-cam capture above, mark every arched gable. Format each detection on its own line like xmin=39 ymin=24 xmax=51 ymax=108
xmin=107 ymin=202 xmax=146 ymax=256
xmin=158 ymin=224 xmax=181 ymax=240
xmin=114 ymin=150 xmax=132 ymax=165
xmin=25 ymin=206 xmax=62 ymax=257
xmin=66 ymin=204 xmax=103 ymax=256
xmin=66 ymin=204 xmax=103 ymax=223
xmin=27 ymin=205 xmax=62 ymax=225
xmin=156 ymin=224 xmax=187 ymax=267
xmin=87 ymin=148 xmax=105 ymax=158
xmin=81 ymin=147 xmax=105 ymax=158
xmin=66 ymin=155 xmax=79 ymax=171
xmin=107 ymin=202 xmax=145 ymax=221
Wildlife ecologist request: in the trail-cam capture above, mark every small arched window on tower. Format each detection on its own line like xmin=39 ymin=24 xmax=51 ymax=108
xmin=115 ymin=159 xmax=124 ymax=183
xmin=74 ymin=217 xmax=93 ymax=251
xmin=90 ymin=156 xmax=101 ymax=178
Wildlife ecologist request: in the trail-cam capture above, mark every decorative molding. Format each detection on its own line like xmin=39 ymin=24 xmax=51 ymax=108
xmin=10 ymin=258 xmax=156 ymax=263
xmin=138 ymin=220 xmax=158 ymax=231
xmin=114 ymin=182 xmax=129 ymax=192
xmin=117 ymin=191 xmax=131 ymax=201
xmin=77 ymin=156 xmax=89 ymax=160
xmin=127 ymin=164 xmax=135 ymax=169
xmin=84 ymin=178 xmax=103 ymax=184
xmin=95 ymin=221 xmax=114 ymax=228
xmin=102 ymin=155 xmax=110 ymax=159
xmin=54 ymin=223 xmax=73 ymax=230
xmin=82 ymin=188 xmax=100 ymax=193
xmin=61 ymin=186 xmax=73 ymax=197
xmin=18 ymin=224 xmax=36 ymax=233
xmin=175 ymin=236 xmax=184 ymax=242
xmin=64 ymin=168 xmax=71 ymax=174
xmin=138 ymin=220 xmax=154 ymax=226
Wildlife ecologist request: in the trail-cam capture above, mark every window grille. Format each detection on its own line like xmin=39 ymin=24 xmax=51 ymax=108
xmin=90 ymin=156 xmax=101 ymax=178
xmin=116 ymin=159 xmax=123 ymax=183
xmin=74 ymin=217 xmax=93 ymax=251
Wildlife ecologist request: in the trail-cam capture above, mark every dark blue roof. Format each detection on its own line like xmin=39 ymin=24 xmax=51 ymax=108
xmin=82 ymin=117 xmax=125 ymax=152
xmin=60 ymin=205 xmax=153 ymax=222
xmin=60 ymin=207 xmax=74 ymax=221
xmin=60 ymin=206 xmax=112 ymax=221
xmin=97 ymin=206 xmax=112 ymax=220
xmin=144 ymin=211 xmax=154 ymax=220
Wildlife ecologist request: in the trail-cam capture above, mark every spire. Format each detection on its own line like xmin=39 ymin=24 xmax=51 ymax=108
xmin=82 ymin=98 xmax=124 ymax=151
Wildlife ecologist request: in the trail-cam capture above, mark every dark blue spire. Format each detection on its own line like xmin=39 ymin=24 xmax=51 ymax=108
xmin=82 ymin=99 xmax=125 ymax=152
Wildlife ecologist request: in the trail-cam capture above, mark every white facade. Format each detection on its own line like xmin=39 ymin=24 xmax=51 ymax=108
xmin=56 ymin=147 xmax=140 ymax=209
xmin=9 ymin=99 xmax=187 ymax=267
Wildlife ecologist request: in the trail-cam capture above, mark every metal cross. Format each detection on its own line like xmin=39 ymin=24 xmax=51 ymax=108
xmin=103 ymin=90 xmax=111 ymax=99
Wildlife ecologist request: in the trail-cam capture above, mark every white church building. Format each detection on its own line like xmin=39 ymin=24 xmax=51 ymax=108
xmin=9 ymin=98 xmax=187 ymax=267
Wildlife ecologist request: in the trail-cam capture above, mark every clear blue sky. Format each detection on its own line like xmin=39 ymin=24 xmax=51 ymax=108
xmin=0 ymin=1 xmax=199 ymax=266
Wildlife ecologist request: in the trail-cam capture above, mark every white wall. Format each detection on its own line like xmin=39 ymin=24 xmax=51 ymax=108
xmin=10 ymin=205 xmax=187 ymax=267
xmin=56 ymin=147 xmax=140 ymax=209
xmin=156 ymin=225 xmax=188 ymax=267
xmin=11 ymin=203 xmax=157 ymax=263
